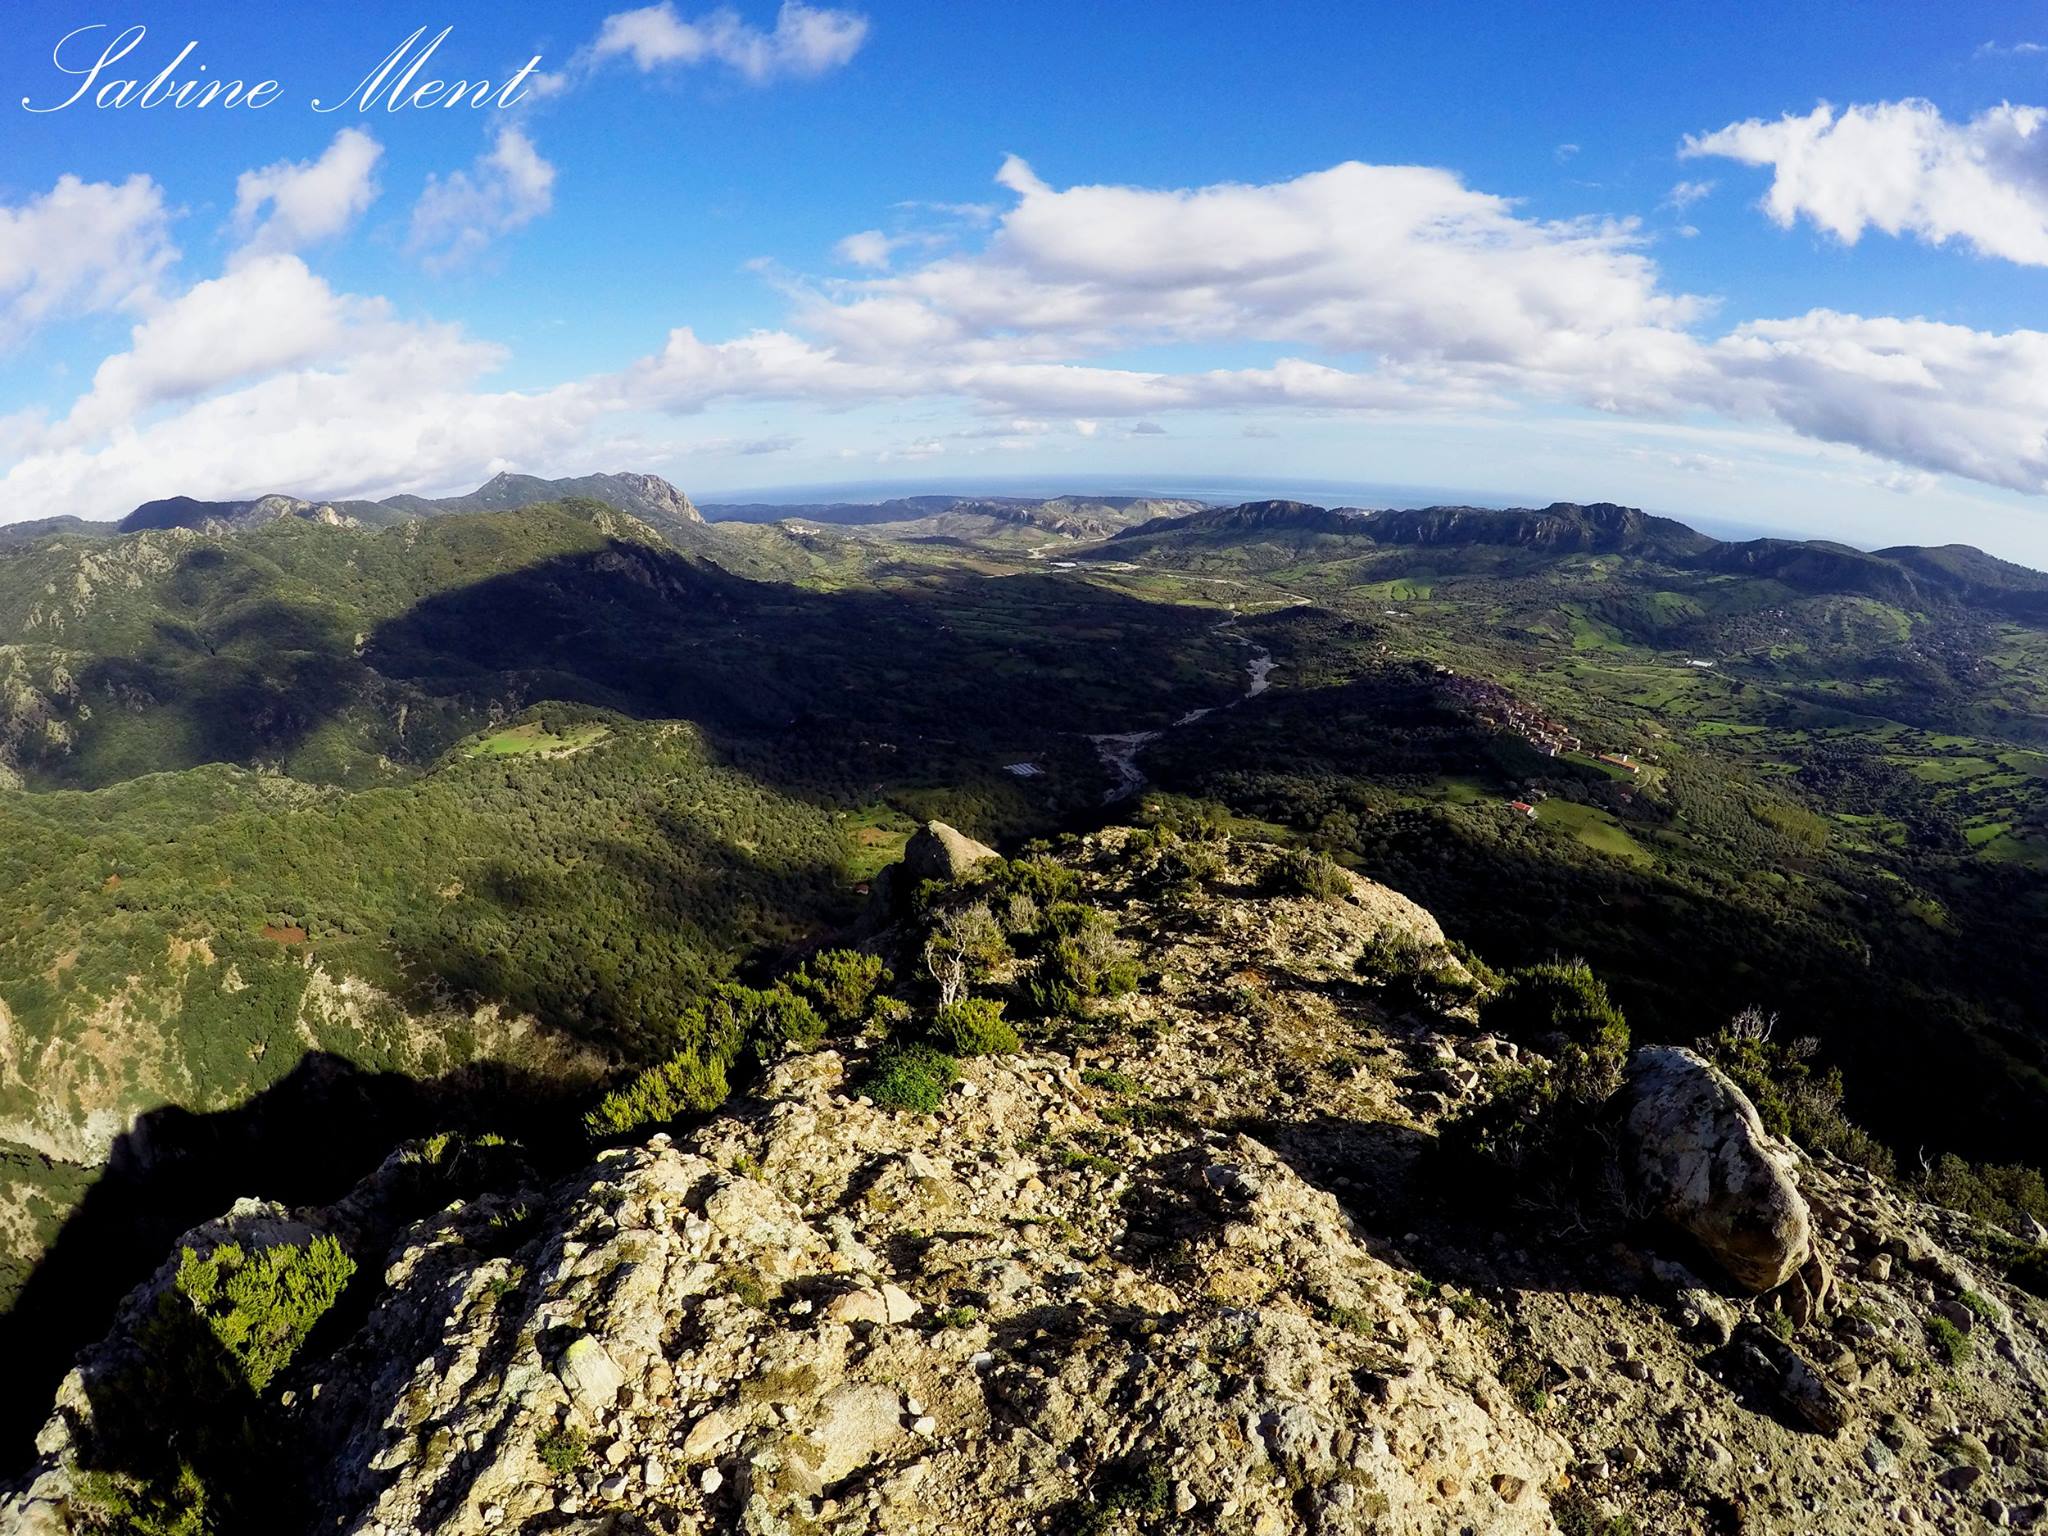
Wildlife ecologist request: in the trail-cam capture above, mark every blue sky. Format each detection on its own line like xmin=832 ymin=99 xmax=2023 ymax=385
xmin=5 ymin=2 xmax=2048 ymax=561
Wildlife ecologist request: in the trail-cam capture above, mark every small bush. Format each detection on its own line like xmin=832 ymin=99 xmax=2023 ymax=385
xmin=168 ymin=1235 xmax=357 ymax=1394
xmin=1550 ymin=1487 xmax=1639 ymax=1536
xmin=1701 ymin=1008 xmax=1895 ymax=1177
xmin=1026 ymin=907 xmax=1140 ymax=1018
xmin=786 ymin=949 xmax=891 ymax=1030
xmin=862 ymin=1043 xmax=959 ymax=1113
xmin=1926 ymin=1314 xmax=1971 ymax=1367
xmin=1071 ymin=1457 xmax=1170 ymax=1536
xmin=1278 ymin=847 xmax=1350 ymax=901
xmin=1438 ymin=977 xmax=1631 ymax=1228
xmin=1481 ymin=959 xmax=1627 ymax=1052
xmin=535 ymin=1425 xmax=590 ymax=1478
xmin=934 ymin=996 xmax=1019 ymax=1057
xmin=748 ymin=985 xmax=827 ymax=1053
xmin=1916 ymin=1153 xmax=2048 ymax=1236
xmin=981 ymin=855 xmax=1081 ymax=907
xmin=584 ymin=1048 xmax=730 ymax=1139
xmin=72 ymin=1463 xmax=210 ymax=1536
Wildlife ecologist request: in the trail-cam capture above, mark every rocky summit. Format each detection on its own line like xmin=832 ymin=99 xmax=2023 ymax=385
xmin=5 ymin=831 xmax=2047 ymax=1536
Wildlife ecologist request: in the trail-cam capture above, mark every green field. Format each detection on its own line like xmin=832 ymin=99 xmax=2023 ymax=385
xmin=468 ymin=722 xmax=610 ymax=757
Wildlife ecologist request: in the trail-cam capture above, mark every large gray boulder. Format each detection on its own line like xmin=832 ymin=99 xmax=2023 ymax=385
xmin=1623 ymin=1046 xmax=1812 ymax=1293
xmin=900 ymin=820 xmax=1000 ymax=885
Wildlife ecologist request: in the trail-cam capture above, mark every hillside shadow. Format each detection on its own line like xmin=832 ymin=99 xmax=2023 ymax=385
xmin=362 ymin=540 xmax=1250 ymax=773
xmin=0 ymin=1051 xmax=583 ymax=1474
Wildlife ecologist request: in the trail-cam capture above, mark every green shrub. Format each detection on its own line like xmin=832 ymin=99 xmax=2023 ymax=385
xmin=169 ymin=1235 xmax=357 ymax=1394
xmin=1480 ymin=959 xmax=1628 ymax=1053
xmin=1438 ymin=985 xmax=1630 ymax=1227
xmin=1959 ymin=1288 xmax=1998 ymax=1322
xmin=862 ymin=1043 xmax=959 ymax=1113
xmin=535 ymin=1425 xmax=590 ymax=1478
xmin=1701 ymin=1009 xmax=1895 ymax=1177
xmin=1916 ymin=1153 xmax=2048 ymax=1236
xmin=1080 ymin=1067 xmax=1140 ymax=1096
xmin=749 ymin=985 xmax=827 ymax=1052
xmin=1277 ymin=847 xmax=1350 ymax=901
xmin=1926 ymin=1314 xmax=1971 ymax=1367
xmin=787 ymin=949 xmax=892 ymax=1030
xmin=934 ymin=996 xmax=1019 ymax=1057
xmin=584 ymin=1048 xmax=730 ymax=1139
xmin=1025 ymin=907 xmax=1140 ymax=1018
xmin=72 ymin=1463 xmax=211 ymax=1536
xmin=1550 ymin=1487 xmax=1639 ymax=1536
xmin=981 ymin=855 xmax=1080 ymax=907
xmin=1071 ymin=1457 xmax=1170 ymax=1536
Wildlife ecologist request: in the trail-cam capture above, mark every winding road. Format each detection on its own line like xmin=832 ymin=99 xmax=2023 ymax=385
xmin=1087 ymin=617 xmax=1277 ymax=803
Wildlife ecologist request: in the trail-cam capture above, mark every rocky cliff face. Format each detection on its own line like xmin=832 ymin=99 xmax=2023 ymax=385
xmin=6 ymin=832 xmax=2046 ymax=1535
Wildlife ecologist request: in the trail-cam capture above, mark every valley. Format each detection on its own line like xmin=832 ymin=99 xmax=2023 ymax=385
xmin=0 ymin=476 xmax=2046 ymax=1526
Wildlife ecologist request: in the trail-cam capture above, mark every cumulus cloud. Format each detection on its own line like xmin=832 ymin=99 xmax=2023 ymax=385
xmin=51 ymin=256 xmax=367 ymax=444
xmin=0 ymin=287 xmax=600 ymax=521
xmin=1664 ymin=179 xmax=1715 ymax=210
xmin=834 ymin=229 xmax=899 ymax=268
xmin=233 ymin=129 xmax=383 ymax=258
xmin=17 ymin=150 xmax=2048 ymax=524
xmin=409 ymin=127 xmax=556 ymax=270
xmin=1685 ymin=99 xmax=2048 ymax=265
xmin=1707 ymin=310 xmax=2048 ymax=493
xmin=0 ymin=173 xmax=176 ymax=345
xmin=794 ymin=156 xmax=1706 ymax=413
xmin=589 ymin=1 xmax=868 ymax=83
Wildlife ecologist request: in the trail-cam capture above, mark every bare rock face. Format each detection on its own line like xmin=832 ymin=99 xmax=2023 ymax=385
xmin=900 ymin=820 xmax=1000 ymax=885
xmin=1623 ymin=1046 xmax=1813 ymax=1292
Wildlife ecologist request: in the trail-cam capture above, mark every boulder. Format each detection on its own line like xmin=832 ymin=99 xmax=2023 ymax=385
xmin=1622 ymin=1047 xmax=1812 ymax=1293
xmin=555 ymin=1335 xmax=626 ymax=1420
xmin=900 ymin=821 xmax=1000 ymax=885
xmin=806 ymin=1382 xmax=907 ymax=1487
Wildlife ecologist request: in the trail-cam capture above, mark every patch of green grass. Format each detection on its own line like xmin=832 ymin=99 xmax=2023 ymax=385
xmin=1080 ymin=1067 xmax=1141 ymax=1096
xmin=1926 ymin=1314 xmax=1971 ymax=1367
xmin=467 ymin=721 xmax=609 ymax=758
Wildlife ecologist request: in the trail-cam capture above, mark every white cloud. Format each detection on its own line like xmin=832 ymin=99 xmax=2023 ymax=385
xmin=1976 ymin=40 xmax=2047 ymax=58
xmin=233 ymin=129 xmax=383 ymax=258
xmin=589 ymin=2 xmax=868 ymax=83
xmin=0 ymin=174 xmax=176 ymax=345
xmin=1685 ymin=99 xmax=2048 ymax=265
xmin=17 ymin=150 xmax=2048 ymax=528
xmin=1664 ymin=179 xmax=1715 ymax=210
xmin=797 ymin=156 xmax=1705 ymax=411
xmin=0 ymin=311 xmax=599 ymax=521
xmin=409 ymin=127 xmax=556 ymax=271
xmin=51 ymin=256 xmax=364 ymax=444
xmin=834 ymin=229 xmax=899 ymax=268
xmin=1708 ymin=310 xmax=2048 ymax=493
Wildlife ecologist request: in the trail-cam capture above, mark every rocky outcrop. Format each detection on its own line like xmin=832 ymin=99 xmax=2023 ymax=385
xmin=1622 ymin=1046 xmax=1813 ymax=1292
xmin=899 ymin=820 xmax=1000 ymax=885
xmin=9 ymin=833 xmax=2048 ymax=1536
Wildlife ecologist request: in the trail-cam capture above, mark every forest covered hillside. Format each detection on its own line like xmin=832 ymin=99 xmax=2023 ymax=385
xmin=0 ymin=489 xmax=2045 ymax=1530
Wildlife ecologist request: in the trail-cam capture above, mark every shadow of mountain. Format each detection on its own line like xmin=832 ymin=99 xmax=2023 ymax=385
xmin=362 ymin=539 xmax=1250 ymax=769
xmin=0 ymin=1052 xmax=585 ymax=1473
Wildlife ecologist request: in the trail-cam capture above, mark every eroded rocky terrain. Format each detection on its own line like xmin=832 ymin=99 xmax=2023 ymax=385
xmin=5 ymin=831 xmax=2045 ymax=1535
